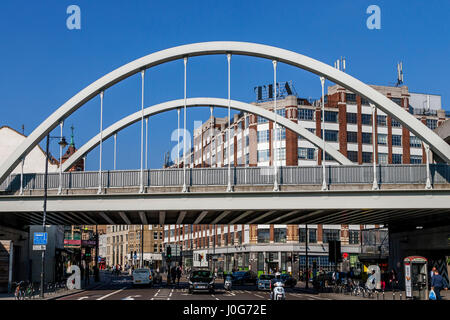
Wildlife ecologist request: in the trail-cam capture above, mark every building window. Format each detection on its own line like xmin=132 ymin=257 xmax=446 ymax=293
xmin=391 ymin=118 xmax=402 ymax=128
xmin=323 ymin=229 xmax=340 ymax=243
xmin=298 ymin=128 xmax=315 ymax=141
xmin=410 ymin=136 xmax=422 ymax=148
xmin=378 ymin=134 xmax=387 ymax=145
xmin=257 ymin=149 xmax=270 ymax=162
xmin=237 ymin=231 xmax=242 ymax=245
xmin=392 ymin=154 xmax=402 ymax=164
xmin=349 ymin=230 xmax=360 ymax=245
xmin=153 ymin=232 xmax=158 ymax=240
xmin=309 ymin=229 xmax=317 ymax=243
xmin=154 ymin=244 xmax=158 ymax=253
xmin=410 ymin=155 xmax=422 ymax=164
xmin=298 ymin=108 xmax=314 ymax=120
xmin=362 ymin=132 xmax=372 ymax=145
xmin=347 ymin=131 xmax=357 ymax=143
xmin=360 ymin=97 xmax=370 ymax=105
xmin=298 ymin=147 xmax=315 ymax=160
xmin=348 ymin=151 xmax=358 ymax=163
xmin=275 ymin=147 xmax=286 ymax=161
xmin=426 ymin=119 xmax=438 ymax=130
xmin=361 ymin=114 xmax=372 ymax=125
xmin=257 ymin=116 xmax=268 ymax=124
xmin=299 ymin=228 xmax=306 ymax=243
xmin=257 ymin=130 xmax=269 ymax=143
xmin=391 ymin=98 xmax=402 ymax=106
xmin=324 ymin=130 xmax=338 ymax=142
xmin=377 ymin=115 xmax=387 ymax=126
xmin=346 ymin=93 xmax=356 ymax=103
xmin=245 ymin=136 xmax=249 ymax=147
xmin=392 ymin=135 xmax=402 ymax=146
xmin=276 ymin=109 xmax=286 ymax=118
xmin=346 ymin=113 xmax=357 ymax=124
xmin=362 ymin=152 xmax=372 ymax=163
xmin=245 ymin=153 xmax=249 ymax=165
xmin=324 ymin=111 xmax=338 ymax=123
xmin=275 ymin=127 xmax=286 ymax=140
xmin=274 ymin=228 xmax=286 ymax=243
xmin=257 ymin=229 xmax=270 ymax=244
xmin=378 ymin=153 xmax=388 ymax=164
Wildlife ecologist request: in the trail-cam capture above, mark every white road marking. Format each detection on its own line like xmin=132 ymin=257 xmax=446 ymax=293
xmin=211 ymin=294 xmax=219 ymax=300
xmin=254 ymin=294 xmax=264 ymax=299
xmin=77 ymin=296 xmax=89 ymax=300
xmin=96 ymin=287 xmax=127 ymax=300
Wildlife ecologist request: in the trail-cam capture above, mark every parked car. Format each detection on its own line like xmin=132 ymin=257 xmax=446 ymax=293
xmin=132 ymin=268 xmax=153 ymax=287
xmin=188 ymin=269 xmax=215 ymax=293
xmin=257 ymin=274 xmax=275 ymax=291
xmin=280 ymin=273 xmax=297 ymax=288
xmin=231 ymin=271 xmax=258 ymax=285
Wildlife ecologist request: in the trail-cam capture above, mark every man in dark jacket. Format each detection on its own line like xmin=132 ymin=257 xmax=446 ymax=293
xmin=431 ymin=270 xmax=448 ymax=300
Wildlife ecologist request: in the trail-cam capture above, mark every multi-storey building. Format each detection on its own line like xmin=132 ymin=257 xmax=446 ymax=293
xmin=164 ymin=224 xmax=369 ymax=275
xmin=181 ymin=84 xmax=446 ymax=168
xmin=104 ymin=225 xmax=164 ymax=269
xmin=166 ymin=83 xmax=448 ymax=276
xmin=127 ymin=225 xmax=164 ymax=270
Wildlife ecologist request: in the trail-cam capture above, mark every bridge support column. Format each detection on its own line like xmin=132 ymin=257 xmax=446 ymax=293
xmin=370 ymin=103 xmax=379 ymax=190
xmin=320 ymin=76 xmax=328 ymax=191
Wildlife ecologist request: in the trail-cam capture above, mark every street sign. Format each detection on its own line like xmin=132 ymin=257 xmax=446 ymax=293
xmin=33 ymin=245 xmax=46 ymax=251
xmin=33 ymin=232 xmax=48 ymax=245
xmin=342 ymin=252 xmax=348 ymax=259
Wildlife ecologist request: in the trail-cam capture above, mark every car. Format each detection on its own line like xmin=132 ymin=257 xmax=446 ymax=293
xmin=132 ymin=268 xmax=153 ymax=287
xmin=231 ymin=271 xmax=258 ymax=285
xmin=257 ymin=274 xmax=275 ymax=291
xmin=188 ymin=269 xmax=215 ymax=293
xmin=280 ymin=273 xmax=297 ymax=288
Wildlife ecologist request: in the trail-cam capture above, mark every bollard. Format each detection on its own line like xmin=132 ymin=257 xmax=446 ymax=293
xmin=399 ymin=292 xmax=402 ymax=300
xmin=393 ymin=291 xmax=395 ymax=300
xmin=382 ymin=290 xmax=385 ymax=300
xmin=376 ymin=291 xmax=379 ymax=300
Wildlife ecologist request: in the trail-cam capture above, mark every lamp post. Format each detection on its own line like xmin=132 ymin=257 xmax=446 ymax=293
xmin=41 ymin=134 xmax=67 ymax=298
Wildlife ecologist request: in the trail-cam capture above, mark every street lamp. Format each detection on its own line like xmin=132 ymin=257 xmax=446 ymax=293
xmin=40 ymin=134 xmax=67 ymax=298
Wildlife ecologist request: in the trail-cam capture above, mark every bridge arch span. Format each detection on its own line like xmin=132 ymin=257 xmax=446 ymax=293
xmin=61 ymin=97 xmax=353 ymax=171
xmin=2 ymin=41 xmax=450 ymax=183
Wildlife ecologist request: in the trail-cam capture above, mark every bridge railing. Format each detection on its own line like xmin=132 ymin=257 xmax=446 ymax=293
xmin=1 ymin=164 xmax=449 ymax=192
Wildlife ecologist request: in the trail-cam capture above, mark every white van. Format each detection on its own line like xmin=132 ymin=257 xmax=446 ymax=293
xmin=132 ymin=268 xmax=153 ymax=286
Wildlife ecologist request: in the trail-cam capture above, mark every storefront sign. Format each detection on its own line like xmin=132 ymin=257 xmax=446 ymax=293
xmin=64 ymin=239 xmax=81 ymax=246
xmin=404 ymin=263 xmax=412 ymax=298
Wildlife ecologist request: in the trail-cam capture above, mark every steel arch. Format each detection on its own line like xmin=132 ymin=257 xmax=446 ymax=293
xmin=61 ymin=97 xmax=352 ymax=171
xmin=2 ymin=41 xmax=450 ymax=183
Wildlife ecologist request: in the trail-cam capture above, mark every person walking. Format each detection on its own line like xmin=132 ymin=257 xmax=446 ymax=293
xmin=380 ymin=269 xmax=386 ymax=291
xmin=429 ymin=266 xmax=437 ymax=288
xmin=176 ymin=266 xmax=182 ymax=286
xmin=388 ymin=269 xmax=398 ymax=291
xmin=171 ymin=266 xmax=177 ymax=285
xmin=431 ymin=270 xmax=448 ymax=300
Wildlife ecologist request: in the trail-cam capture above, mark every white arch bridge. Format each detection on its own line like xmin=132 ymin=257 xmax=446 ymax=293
xmin=0 ymin=42 xmax=449 ymax=228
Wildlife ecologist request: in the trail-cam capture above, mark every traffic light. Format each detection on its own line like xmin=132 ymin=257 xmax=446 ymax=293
xmin=166 ymin=245 xmax=172 ymax=259
xmin=293 ymin=254 xmax=298 ymax=262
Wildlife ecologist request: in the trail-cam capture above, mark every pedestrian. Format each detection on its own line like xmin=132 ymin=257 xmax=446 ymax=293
xmin=431 ymin=270 xmax=448 ymax=300
xmin=388 ymin=269 xmax=398 ymax=291
xmin=171 ymin=266 xmax=177 ymax=285
xmin=380 ymin=269 xmax=386 ymax=291
xmin=176 ymin=266 xmax=182 ymax=285
xmin=430 ymin=266 xmax=437 ymax=288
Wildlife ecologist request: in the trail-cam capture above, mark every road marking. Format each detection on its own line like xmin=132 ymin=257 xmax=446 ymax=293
xmin=77 ymin=296 xmax=89 ymax=300
xmin=96 ymin=287 xmax=127 ymax=300
xmin=122 ymin=295 xmax=142 ymax=300
xmin=254 ymin=294 xmax=264 ymax=299
xmin=211 ymin=294 xmax=219 ymax=300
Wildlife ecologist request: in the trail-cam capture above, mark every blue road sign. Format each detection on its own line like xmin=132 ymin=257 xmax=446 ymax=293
xmin=33 ymin=232 xmax=48 ymax=245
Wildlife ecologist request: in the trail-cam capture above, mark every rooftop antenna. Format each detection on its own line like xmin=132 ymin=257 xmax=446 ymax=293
xmin=334 ymin=57 xmax=346 ymax=72
xmin=21 ymin=124 xmax=24 ymax=135
xmin=396 ymin=61 xmax=404 ymax=86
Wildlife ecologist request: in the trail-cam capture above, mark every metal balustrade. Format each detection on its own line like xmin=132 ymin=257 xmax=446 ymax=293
xmin=1 ymin=164 xmax=449 ymax=192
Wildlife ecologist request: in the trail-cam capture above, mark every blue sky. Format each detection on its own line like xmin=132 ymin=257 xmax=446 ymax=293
xmin=0 ymin=0 xmax=449 ymax=170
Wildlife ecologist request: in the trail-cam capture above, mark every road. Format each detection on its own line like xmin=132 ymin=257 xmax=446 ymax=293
xmin=57 ymin=273 xmax=348 ymax=301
